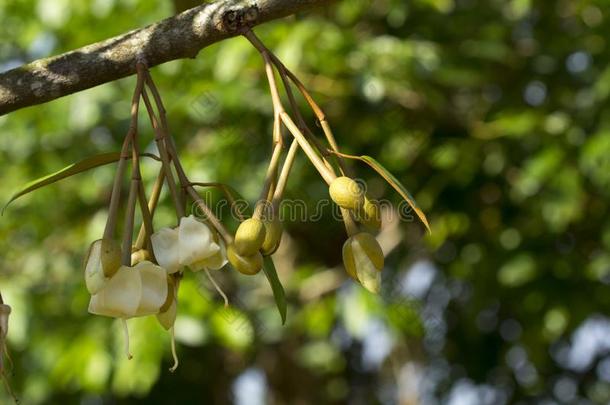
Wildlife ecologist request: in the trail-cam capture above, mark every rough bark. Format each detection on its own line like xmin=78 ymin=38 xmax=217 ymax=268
xmin=0 ymin=0 xmax=334 ymax=116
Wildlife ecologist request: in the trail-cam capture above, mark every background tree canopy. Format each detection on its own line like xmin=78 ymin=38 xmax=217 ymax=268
xmin=1 ymin=0 xmax=610 ymax=403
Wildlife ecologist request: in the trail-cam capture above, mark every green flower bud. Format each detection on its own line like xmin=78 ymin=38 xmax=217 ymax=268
xmin=329 ymin=176 xmax=364 ymax=211
xmin=261 ymin=217 xmax=283 ymax=256
xmin=131 ymin=249 xmax=151 ymax=266
xmin=227 ymin=243 xmax=263 ymax=275
xmin=234 ymin=218 xmax=266 ymax=256
xmin=342 ymin=232 xmax=384 ymax=293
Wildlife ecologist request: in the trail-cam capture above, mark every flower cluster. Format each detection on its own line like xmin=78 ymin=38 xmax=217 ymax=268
xmin=2 ymin=31 xmax=427 ymax=379
xmin=84 ymin=215 xmax=224 ymax=362
xmin=79 ymin=64 xmax=235 ymax=368
xmin=74 ymin=34 xmax=428 ymax=367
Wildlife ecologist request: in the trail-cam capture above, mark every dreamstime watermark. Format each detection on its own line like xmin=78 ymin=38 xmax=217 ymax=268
xmin=189 ymin=178 xmax=416 ymax=224
xmin=191 ymin=196 xmax=414 ymax=223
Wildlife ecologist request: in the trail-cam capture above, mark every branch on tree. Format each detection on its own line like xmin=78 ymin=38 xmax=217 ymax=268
xmin=0 ymin=0 xmax=334 ymax=116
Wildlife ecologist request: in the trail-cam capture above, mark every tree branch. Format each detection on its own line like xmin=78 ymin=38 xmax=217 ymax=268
xmin=0 ymin=0 xmax=334 ymax=116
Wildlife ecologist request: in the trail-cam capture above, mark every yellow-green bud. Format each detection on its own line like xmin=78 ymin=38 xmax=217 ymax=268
xmin=342 ymin=232 xmax=384 ymax=293
xmin=329 ymin=177 xmax=364 ymax=211
xmin=227 ymin=243 xmax=263 ymax=275
xmin=234 ymin=218 xmax=266 ymax=256
xmin=100 ymin=238 xmax=122 ymax=278
xmin=358 ymin=197 xmax=382 ymax=232
xmin=261 ymin=217 xmax=283 ymax=256
xmin=131 ymin=249 xmax=151 ymax=266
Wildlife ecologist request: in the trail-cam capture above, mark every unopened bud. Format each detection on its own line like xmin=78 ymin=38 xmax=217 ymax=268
xmin=342 ymin=232 xmax=384 ymax=293
xmin=261 ymin=217 xmax=283 ymax=256
xmin=234 ymin=218 xmax=266 ymax=256
xmin=227 ymin=243 xmax=263 ymax=275
xmin=329 ymin=177 xmax=364 ymax=211
xmin=131 ymin=249 xmax=151 ymax=266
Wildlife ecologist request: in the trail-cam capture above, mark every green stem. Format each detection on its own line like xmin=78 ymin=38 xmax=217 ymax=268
xmin=103 ymin=68 xmax=145 ymax=240
xmin=127 ymin=132 xmax=155 ymax=257
xmin=144 ymin=67 xmax=232 ymax=241
xmin=280 ymin=112 xmax=336 ymax=184
xmin=139 ymin=85 xmax=184 ymax=221
xmin=121 ymin=147 xmax=140 ymax=266
xmin=272 ymin=139 xmax=299 ymax=209
xmin=244 ymin=29 xmax=351 ymax=176
xmin=187 ymin=187 xmax=233 ymax=243
xmin=340 ymin=207 xmax=359 ymax=237
xmin=135 ymin=168 xmax=165 ymax=250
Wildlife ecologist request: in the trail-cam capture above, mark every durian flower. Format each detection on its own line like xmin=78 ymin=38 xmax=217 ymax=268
xmin=151 ymin=215 xmax=227 ymax=273
xmin=342 ymin=232 xmax=384 ymax=293
xmin=88 ymin=261 xmax=168 ymax=318
xmin=88 ymin=261 xmax=168 ymax=360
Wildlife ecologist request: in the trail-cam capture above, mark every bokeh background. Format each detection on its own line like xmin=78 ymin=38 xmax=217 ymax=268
xmin=1 ymin=0 xmax=610 ymax=403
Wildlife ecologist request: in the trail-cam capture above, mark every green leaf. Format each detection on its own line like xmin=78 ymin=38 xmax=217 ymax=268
xmin=332 ymin=151 xmax=431 ymax=233
xmin=262 ymin=256 xmax=287 ymax=324
xmin=2 ymin=152 xmax=160 ymax=214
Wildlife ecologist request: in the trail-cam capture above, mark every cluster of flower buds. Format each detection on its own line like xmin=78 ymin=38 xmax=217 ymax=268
xmin=0 ymin=20 xmax=435 ymax=400
xmin=5 ymin=31 xmax=427 ymax=378
xmin=329 ymin=177 xmax=384 ymax=293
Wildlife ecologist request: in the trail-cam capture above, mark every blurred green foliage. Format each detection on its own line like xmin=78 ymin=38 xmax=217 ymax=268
xmin=1 ymin=0 xmax=610 ymax=404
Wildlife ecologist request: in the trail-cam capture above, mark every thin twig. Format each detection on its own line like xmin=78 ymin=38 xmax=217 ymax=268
xmin=191 ymin=182 xmax=246 ymax=222
xmin=272 ymin=138 xmax=299 ymax=208
xmin=244 ymin=29 xmax=351 ymax=175
xmin=139 ymin=84 xmax=184 ymax=221
xmin=135 ymin=168 xmax=165 ymax=250
xmin=144 ymin=70 xmax=232 ymax=240
xmin=280 ymin=112 xmax=336 ymax=184
xmin=103 ymin=67 xmax=145 ymax=240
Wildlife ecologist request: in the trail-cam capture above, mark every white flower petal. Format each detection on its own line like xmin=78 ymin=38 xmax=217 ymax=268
xmin=178 ymin=215 xmax=220 ymax=267
xmin=88 ymin=266 xmax=142 ymax=318
xmin=84 ymin=240 xmax=107 ymax=294
xmin=203 ymin=239 xmax=228 ymax=271
xmin=151 ymin=227 xmax=181 ymax=274
xmin=353 ymin=240 xmax=381 ymax=294
xmin=135 ymin=261 xmax=168 ymax=316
